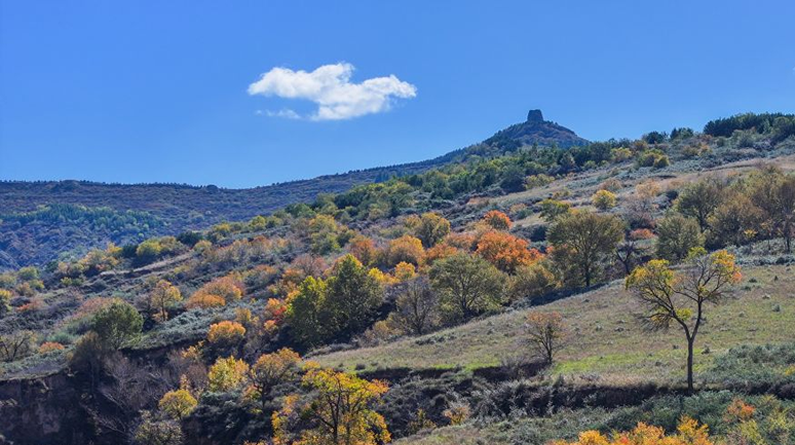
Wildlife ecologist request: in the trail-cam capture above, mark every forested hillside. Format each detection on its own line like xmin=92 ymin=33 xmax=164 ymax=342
xmin=0 ymin=110 xmax=586 ymax=270
xmin=1 ymin=112 xmax=795 ymax=445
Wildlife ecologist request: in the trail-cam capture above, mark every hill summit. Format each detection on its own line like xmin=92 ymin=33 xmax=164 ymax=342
xmin=485 ymin=109 xmax=589 ymax=148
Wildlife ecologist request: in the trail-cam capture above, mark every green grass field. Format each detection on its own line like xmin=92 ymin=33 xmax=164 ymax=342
xmin=315 ymin=263 xmax=795 ymax=386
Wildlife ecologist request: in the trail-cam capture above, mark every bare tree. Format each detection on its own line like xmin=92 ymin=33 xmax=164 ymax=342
xmin=391 ymin=277 xmax=439 ymax=335
xmin=87 ymin=354 xmax=177 ymax=440
xmin=524 ymin=311 xmax=567 ymax=364
xmin=0 ymin=330 xmax=36 ymax=362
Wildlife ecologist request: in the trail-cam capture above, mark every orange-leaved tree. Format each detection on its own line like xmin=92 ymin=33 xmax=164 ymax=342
xmin=481 ymin=210 xmax=512 ymax=231
xmin=476 ymin=231 xmax=542 ymax=273
xmin=385 ymin=235 xmax=425 ymax=267
xmin=626 ymin=249 xmax=741 ymax=392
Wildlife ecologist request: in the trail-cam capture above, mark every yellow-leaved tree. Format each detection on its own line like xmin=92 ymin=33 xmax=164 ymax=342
xmin=273 ymin=364 xmax=390 ymax=445
xmin=246 ymin=348 xmax=301 ymax=414
xmin=551 ymin=416 xmax=713 ymax=445
xmin=626 ymin=249 xmax=741 ymax=392
xmin=207 ymin=356 xmax=249 ymax=392
xmin=148 ymin=279 xmax=182 ymax=322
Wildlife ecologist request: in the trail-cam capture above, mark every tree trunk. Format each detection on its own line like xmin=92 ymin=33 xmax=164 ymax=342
xmin=686 ymin=338 xmax=695 ymax=394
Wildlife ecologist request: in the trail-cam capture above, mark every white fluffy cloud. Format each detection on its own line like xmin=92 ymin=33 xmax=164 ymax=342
xmin=248 ymin=63 xmax=416 ymax=121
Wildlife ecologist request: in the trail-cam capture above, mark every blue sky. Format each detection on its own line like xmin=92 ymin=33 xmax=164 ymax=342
xmin=1 ymin=1 xmax=794 ymax=188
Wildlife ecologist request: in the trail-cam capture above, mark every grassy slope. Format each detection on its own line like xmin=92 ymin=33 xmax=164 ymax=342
xmin=315 ymin=264 xmax=795 ymax=386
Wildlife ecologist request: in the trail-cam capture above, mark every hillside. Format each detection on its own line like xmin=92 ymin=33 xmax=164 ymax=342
xmin=1 ymin=112 xmax=795 ymax=445
xmin=0 ymin=110 xmax=588 ymax=270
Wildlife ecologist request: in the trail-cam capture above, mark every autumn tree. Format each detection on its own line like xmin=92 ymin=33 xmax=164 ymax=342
xmin=348 ymin=235 xmax=378 ymax=266
xmin=158 ymin=389 xmax=198 ymax=420
xmin=92 ymin=299 xmax=143 ymax=349
xmin=481 ymin=210 xmax=512 ymax=231
xmin=389 ymin=277 xmax=439 ymax=335
xmin=625 ymin=182 xmax=660 ymax=229
xmin=626 ymin=250 xmax=741 ymax=392
xmin=551 ymin=417 xmax=712 ymax=445
xmin=186 ymin=275 xmax=244 ymax=309
xmin=476 ymin=231 xmax=541 ymax=273
xmin=148 ymin=280 xmax=182 ymax=322
xmin=656 ymin=214 xmax=704 ymax=261
xmin=272 ymin=366 xmax=390 ymax=445
xmin=0 ymin=289 xmax=11 ymax=318
xmin=525 ymin=311 xmax=566 ymax=364
xmin=207 ymin=356 xmax=249 ymax=392
xmin=390 ymin=262 xmax=413 ymax=282
xmin=407 ymin=212 xmax=451 ymax=247
xmin=247 ymin=348 xmax=301 ymax=413
xmin=385 ymin=235 xmax=425 ymax=267
xmin=430 ymin=253 xmax=505 ymax=323
xmin=206 ymin=320 xmax=246 ymax=353
xmin=750 ymin=170 xmax=795 ymax=252
xmin=591 ymin=189 xmax=617 ymax=211
xmin=547 ymin=211 xmax=624 ymax=287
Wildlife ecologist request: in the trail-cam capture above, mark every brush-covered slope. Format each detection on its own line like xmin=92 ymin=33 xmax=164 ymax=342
xmin=2 ymin=112 xmax=795 ymax=445
xmin=0 ymin=110 xmax=588 ymax=270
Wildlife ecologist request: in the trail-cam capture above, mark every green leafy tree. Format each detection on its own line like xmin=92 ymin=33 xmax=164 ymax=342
xmin=539 ymin=199 xmax=571 ymax=222
xmin=92 ymin=299 xmax=143 ymax=349
xmin=547 ymin=211 xmax=624 ymax=287
xmin=407 ymin=212 xmax=451 ymax=247
xmin=430 ymin=253 xmax=505 ymax=323
xmin=136 ymin=239 xmax=163 ymax=264
xmin=323 ymin=255 xmax=384 ymax=340
xmin=508 ymin=262 xmax=558 ymax=301
xmin=287 ymin=276 xmax=329 ymax=348
xmin=675 ymin=177 xmax=727 ymax=231
xmin=655 ymin=214 xmax=704 ymax=261
xmin=708 ymin=193 xmax=764 ymax=247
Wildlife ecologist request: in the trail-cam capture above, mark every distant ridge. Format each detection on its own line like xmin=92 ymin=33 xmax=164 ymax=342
xmin=0 ymin=110 xmax=589 ymax=269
